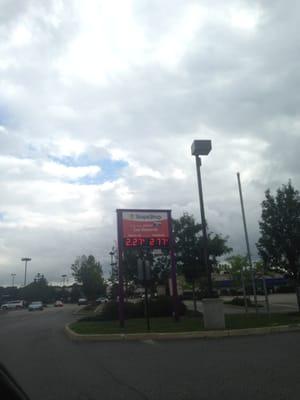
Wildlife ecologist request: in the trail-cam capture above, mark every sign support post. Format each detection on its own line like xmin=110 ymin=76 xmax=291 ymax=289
xmin=168 ymin=210 xmax=179 ymax=321
xmin=143 ymin=259 xmax=151 ymax=331
xmin=117 ymin=210 xmax=125 ymax=328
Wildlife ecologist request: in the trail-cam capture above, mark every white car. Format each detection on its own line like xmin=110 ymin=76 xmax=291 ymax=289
xmin=78 ymin=298 xmax=88 ymax=305
xmin=28 ymin=301 xmax=44 ymax=311
xmin=96 ymin=297 xmax=108 ymax=304
xmin=1 ymin=300 xmax=24 ymax=310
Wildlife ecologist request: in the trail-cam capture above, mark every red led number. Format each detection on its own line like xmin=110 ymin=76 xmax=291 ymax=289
xmin=125 ymin=237 xmax=169 ymax=247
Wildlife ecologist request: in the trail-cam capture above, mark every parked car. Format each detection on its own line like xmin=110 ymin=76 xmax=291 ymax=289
xmin=96 ymin=297 xmax=108 ymax=304
xmin=141 ymin=294 xmax=151 ymax=300
xmin=1 ymin=300 xmax=24 ymax=310
xmin=54 ymin=300 xmax=63 ymax=307
xmin=78 ymin=298 xmax=88 ymax=306
xmin=28 ymin=301 xmax=44 ymax=311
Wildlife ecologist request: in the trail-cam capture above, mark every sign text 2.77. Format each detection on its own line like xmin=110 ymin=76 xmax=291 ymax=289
xmin=124 ymin=237 xmax=169 ymax=248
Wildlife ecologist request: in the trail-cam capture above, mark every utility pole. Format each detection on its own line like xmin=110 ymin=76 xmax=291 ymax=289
xmin=21 ymin=258 xmax=31 ymax=287
xmin=61 ymin=274 xmax=67 ymax=287
xmin=11 ymin=273 xmax=16 ymax=288
xmin=237 ymin=173 xmax=258 ymax=312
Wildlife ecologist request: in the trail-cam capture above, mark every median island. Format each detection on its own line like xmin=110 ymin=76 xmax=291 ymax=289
xmin=69 ymin=297 xmax=300 ymax=336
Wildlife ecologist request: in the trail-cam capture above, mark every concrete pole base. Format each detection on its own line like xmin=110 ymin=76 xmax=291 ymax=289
xmin=202 ymin=298 xmax=225 ymax=329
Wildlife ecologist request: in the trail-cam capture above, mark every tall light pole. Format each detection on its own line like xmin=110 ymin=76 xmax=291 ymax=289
xmin=191 ymin=140 xmax=213 ymax=297
xmin=61 ymin=274 xmax=67 ymax=287
xmin=21 ymin=258 xmax=31 ymax=287
xmin=109 ymin=247 xmax=117 ymax=279
xmin=11 ymin=273 xmax=16 ymax=288
xmin=237 ymin=172 xmax=258 ymax=312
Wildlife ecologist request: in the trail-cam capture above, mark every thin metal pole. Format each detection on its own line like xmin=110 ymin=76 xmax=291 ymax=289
xmin=262 ymin=276 xmax=270 ymax=314
xmin=11 ymin=274 xmax=16 ymax=288
xmin=195 ymin=156 xmax=213 ymax=297
xmin=237 ymin=172 xmax=258 ymax=312
xmin=143 ymin=260 xmax=151 ymax=331
xmin=24 ymin=260 xmax=28 ymax=287
xmin=241 ymin=268 xmax=248 ymax=313
xmin=168 ymin=210 xmax=179 ymax=321
xmin=117 ymin=210 xmax=125 ymax=328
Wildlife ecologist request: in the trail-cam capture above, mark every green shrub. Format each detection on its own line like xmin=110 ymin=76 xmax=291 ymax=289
xmin=276 ymin=285 xmax=295 ymax=294
xmin=103 ymin=301 xmax=144 ymax=320
xmin=230 ymin=297 xmax=251 ymax=307
xmin=82 ymin=304 xmax=97 ymax=312
xmin=80 ymin=296 xmax=186 ymax=322
xmin=149 ymin=296 xmax=186 ymax=317
xmin=229 ymin=297 xmax=262 ymax=307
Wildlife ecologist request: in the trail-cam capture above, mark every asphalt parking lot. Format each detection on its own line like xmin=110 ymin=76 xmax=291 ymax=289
xmin=1 ymin=300 xmax=300 ymax=400
xmin=185 ymin=293 xmax=299 ymax=313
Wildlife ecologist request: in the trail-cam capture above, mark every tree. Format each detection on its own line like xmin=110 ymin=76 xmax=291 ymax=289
xmin=173 ymin=213 xmax=231 ymax=313
xmin=152 ymin=254 xmax=171 ymax=287
xmin=225 ymin=254 xmax=250 ymax=299
xmin=257 ymin=181 xmax=300 ymax=310
xmin=70 ymin=283 xmax=82 ymax=303
xmin=71 ymin=255 xmax=105 ymax=302
xmin=19 ymin=273 xmax=54 ymax=303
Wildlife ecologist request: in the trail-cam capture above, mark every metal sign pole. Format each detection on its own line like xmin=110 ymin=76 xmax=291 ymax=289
xmin=143 ymin=259 xmax=151 ymax=331
xmin=117 ymin=210 xmax=125 ymax=328
xmin=168 ymin=210 xmax=179 ymax=321
xmin=241 ymin=268 xmax=248 ymax=313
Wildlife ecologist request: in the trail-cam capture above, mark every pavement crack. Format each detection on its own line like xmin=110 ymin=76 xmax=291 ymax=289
xmin=99 ymin=363 xmax=150 ymax=400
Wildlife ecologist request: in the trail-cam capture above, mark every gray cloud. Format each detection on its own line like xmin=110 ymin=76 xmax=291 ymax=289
xmin=0 ymin=0 xmax=299 ymax=285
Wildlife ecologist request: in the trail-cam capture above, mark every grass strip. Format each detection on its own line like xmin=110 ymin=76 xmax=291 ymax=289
xmin=70 ymin=312 xmax=300 ymax=335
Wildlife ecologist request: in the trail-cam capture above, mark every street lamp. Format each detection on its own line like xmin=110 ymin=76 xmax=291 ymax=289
xmin=191 ymin=140 xmax=212 ymax=297
xmin=109 ymin=250 xmax=117 ymax=266
xmin=21 ymin=258 xmax=31 ymax=287
xmin=61 ymin=274 xmax=67 ymax=287
xmin=11 ymin=273 xmax=16 ymax=288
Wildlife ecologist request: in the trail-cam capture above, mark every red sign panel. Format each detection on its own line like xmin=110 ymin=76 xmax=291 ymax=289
xmin=119 ymin=210 xmax=170 ymax=248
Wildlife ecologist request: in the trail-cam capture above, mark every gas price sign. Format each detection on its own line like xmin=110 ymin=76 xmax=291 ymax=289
xmin=118 ymin=210 xmax=171 ymax=249
xmin=124 ymin=237 xmax=169 ymax=248
xmin=116 ymin=208 xmax=179 ymax=326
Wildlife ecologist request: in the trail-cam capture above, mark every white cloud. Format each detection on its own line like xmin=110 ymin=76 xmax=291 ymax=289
xmin=42 ymin=161 xmax=100 ymax=179
xmin=0 ymin=0 xmax=299 ymax=284
xmin=55 ymin=0 xmax=147 ymax=84
xmin=154 ymin=4 xmax=207 ymax=69
xmin=229 ymin=5 xmax=262 ymax=31
xmin=10 ymin=24 xmax=32 ymax=47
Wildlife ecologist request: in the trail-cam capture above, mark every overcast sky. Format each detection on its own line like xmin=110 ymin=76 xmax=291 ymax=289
xmin=0 ymin=0 xmax=299 ymax=286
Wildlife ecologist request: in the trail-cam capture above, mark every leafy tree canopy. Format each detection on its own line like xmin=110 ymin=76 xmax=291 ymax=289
xmin=257 ymin=181 xmax=300 ymax=281
xmin=19 ymin=273 xmax=54 ymax=303
xmin=71 ymin=255 xmax=105 ymax=301
xmin=173 ymin=213 xmax=232 ymax=284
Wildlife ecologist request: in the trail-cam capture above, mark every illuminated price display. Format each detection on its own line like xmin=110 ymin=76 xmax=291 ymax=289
xmin=124 ymin=237 xmax=169 ymax=248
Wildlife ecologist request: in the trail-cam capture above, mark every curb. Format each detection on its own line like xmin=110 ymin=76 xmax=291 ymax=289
xmin=64 ymin=323 xmax=300 ymax=342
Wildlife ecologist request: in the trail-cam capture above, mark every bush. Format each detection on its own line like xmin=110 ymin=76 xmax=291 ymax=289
xmin=182 ymin=291 xmax=193 ymax=300
xmin=228 ymin=297 xmax=263 ymax=308
xmin=220 ymin=289 xmax=230 ymax=296
xmin=198 ymin=290 xmax=219 ymax=300
xmin=103 ymin=301 xmax=144 ymax=320
xmin=276 ymin=285 xmax=295 ymax=294
xmin=230 ymin=297 xmax=252 ymax=307
xmin=81 ymin=304 xmax=97 ymax=312
xmin=149 ymin=296 xmax=186 ymax=317
xmin=80 ymin=296 xmax=186 ymax=322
